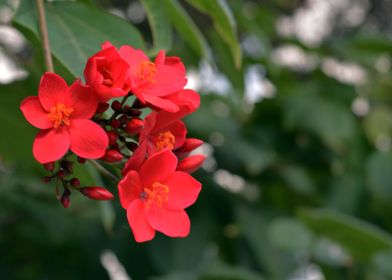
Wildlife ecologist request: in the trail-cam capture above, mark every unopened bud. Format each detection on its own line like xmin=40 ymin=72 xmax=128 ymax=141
xmin=132 ymin=99 xmax=146 ymax=109
xmin=57 ymin=170 xmax=65 ymax=178
xmin=43 ymin=162 xmax=55 ymax=171
xmin=126 ymin=141 xmax=138 ymax=152
xmin=177 ymin=155 xmax=205 ymax=173
xmin=101 ymin=149 xmax=124 ymax=163
xmin=111 ymin=100 xmax=122 ymax=112
xmin=106 ymin=130 xmax=118 ymax=146
xmin=79 ymin=186 xmax=114 ymax=200
xmin=176 ymin=138 xmax=204 ymax=157
xmin=77 ymin=157 xmax=86 ymax=164
xmin=61 ymin=189 xmax=71 ymax=208
xmin=96 ymin=102 xmax=109 ymax=113
xmin=125 ymin=118 xmax=144 ymax=135
xmin=70 ymin=178 xmax=80 ymax=187
xmin=110 ymin=119 xmax=121 ymax=129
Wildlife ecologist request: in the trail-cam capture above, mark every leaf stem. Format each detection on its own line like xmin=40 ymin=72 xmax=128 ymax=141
xmin=36 ymin=0 xmax=54 ymax=72
xmin=89 ymin=160 xmax=119 ymax=183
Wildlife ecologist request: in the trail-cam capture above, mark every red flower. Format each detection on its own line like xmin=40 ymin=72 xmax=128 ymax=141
xmin=20 ymin=72 xmax=109 ymax=163
xmin=84 ymin=42 xmax=131 ymax=102
xmin=118 ymin=44 xmax=187 ymax=112
xmin=122 ymin=89 xmax=201 ymax=174
xmin=118 ymin=149 xmax=202 ymax=242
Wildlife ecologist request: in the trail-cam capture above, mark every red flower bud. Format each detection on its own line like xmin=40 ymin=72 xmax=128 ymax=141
xmin=96 ymin=102 xmax=109 ymax=113
xmin=43 ymin=162 xmax=55 ymax=171
xmin=177 ymin=155 xmax=205 ymax=174
xmin=126 ymin=141 xmax=138 ymax=152
xmin=125 ymin=118 xmax=144 ymax=135
xmin=111 ymin=100 xmax=122 ymax=112
xmin=61 ymin=189 xmax=71 ymax=208
xmin=70 ymin=178 xmax=80 ymax=187
xmin=176 ymin=138 xmax=204 ymax=157
xmin=57 ymin=170 xmax=65 ymax=178
xmin=101 ymin=149 xmax=124 ymax=163
xmin=77 ymin=157 xmax=86 ymax=164
xmin=106 ymin=130 xmax=118 ymax=146
xmin=119 ymin=114 xmax=129 ymax=125
xmin=110 ymin=119 xmax=121 ymax=129
xmin=79 ymin=186 xmax=114 ymax=200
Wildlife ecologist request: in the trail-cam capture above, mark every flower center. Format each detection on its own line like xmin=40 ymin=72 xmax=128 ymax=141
xmin=101 ymin=68 xmax=113 ymax=87
xmin=155 ymin=131 xmax=175 ymax=151
xmin=135 ymin=60 xmax=156 ymax=84
xmin=141 ymin=182 xmax=169 ymax=207
xmin=47 ymin=103 xmax=73 ymax=128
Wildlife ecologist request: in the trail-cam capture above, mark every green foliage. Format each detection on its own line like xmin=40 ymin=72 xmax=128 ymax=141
xmin=1 ymin=0 xmax=392 ymax=279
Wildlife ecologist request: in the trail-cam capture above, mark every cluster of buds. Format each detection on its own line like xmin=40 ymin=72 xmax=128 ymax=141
xmin=20 ymin=42 xmax=204 ymax=242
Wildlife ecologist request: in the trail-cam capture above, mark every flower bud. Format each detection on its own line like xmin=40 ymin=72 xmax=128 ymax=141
xmin=70 ymin=178 xmax=80 ymax=187
xmin=111 ymin=100 xmax=122 ymax=112
xmin=43 ymin=162 xmax=55 ymax=171
xmin=126 ymin=141 xmax=138 ymax=152
xmin=125 ymin=118 xmax=144 ymax=135
xmin=57 ymin=170 xmax=65 ymax=178
xmin=132 ymin=99 xmax=146 ymax=109
xmin=61 ymin=189 xmax=71 ymax=208
xmin=77 ymin=157 xmax=86 ymax=164
xmin=177 ymin=155 xmax=205 ymax=174
xmin=106 ymin=130 xmax=118 ymax=146
xmin=79 ymin=186 xmax=114 ymax=200
xmin=124 ymin=106 xmax=141 ymax=117
xmin=110 ymin=119 xmax=121 ymax=129
xmin=119 ymin=114 xmax=129 ymax=125
xmin=96 ymin=102 xmax=109 ymax=113
xmin=176 ymin=138 xmax=204 ymax=157
xmin=101 ymin=149 xmax=124 ymax=163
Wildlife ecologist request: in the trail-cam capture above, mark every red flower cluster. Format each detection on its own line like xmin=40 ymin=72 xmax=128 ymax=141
xmin=20 ymin=42 xmax=204 ymax=243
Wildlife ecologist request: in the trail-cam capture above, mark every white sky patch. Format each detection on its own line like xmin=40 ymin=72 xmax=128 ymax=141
xmin=214 ymin=169 xmax=246 ymax=193
xmin=0 ymin=49 xmax=27 ymax=84
xmin=321 ymin=57 xmax=368 ymax=86
xmin=272 ymin=45 xmax=318 ymax=72
xmin=351 ymin=97 xmax=370 ymax=117
xmin=290 ymin=264 xmax=325 ymax=280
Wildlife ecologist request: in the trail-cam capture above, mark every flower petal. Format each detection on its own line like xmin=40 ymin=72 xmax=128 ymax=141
xmin=143 ymin=94 xmax=179 ymax=112
xmin=69 ymin=80 xmax=97 ymax=119
xmin=146 ymin=205 xmax=190 ymax=238
xmin=20 ymin=96 xmax=52 ymax=129
xmin=33 ymin=127 xmax=70 ymax=163
xmin=127 ymin=200 xmax=156 ymax=242
xmin=38 ymin=72 xmax=70 ymax=111
xmin=118 ymin=170 xmax=143 ymax=209
xmin=119 ymin=45 xmax=149 ymax=69
xmin=139 ymin=149 xmax=177 ymax=187
xmin=69 ymin=119 xmax=108 ymax=159
xmin=166 ymin=171 xmax=202 ymax=210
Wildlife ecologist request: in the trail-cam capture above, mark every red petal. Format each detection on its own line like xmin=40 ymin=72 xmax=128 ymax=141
xmin=127 ymin=200 xmax=156 ymax=242
xmin=119 ymin=46 xmax=149 ymax=69
xmin=146 ymin=205 xmax=190 ymax=238
xmin=38 ymin=72 xmax=70 ymax=111
xmin=155 ymin=120 xmax=187 ymax=150
xmin=166 ymin=171 xmax=202 ymax=210
xmin=122 ymin=141 xmax=147 ymax=175
xmin=33 ymin=127 xmax=70 ymax=163
xmin=143 ymin=94 xmax=179 ymax=112
xmin=139 ymin=149 xmax=177 ymax=187
xmin=69 ymin=80 xmax=97 ymax=119
xmin=69 ymin=119 xmax=108 ymax=159
xmin=177 ymin=155 xmax=205 ymax=174
xmin=20 ymin=96 xmax=51 ymax=129
xmin=118 ymin=170 xmax=143 ymax=209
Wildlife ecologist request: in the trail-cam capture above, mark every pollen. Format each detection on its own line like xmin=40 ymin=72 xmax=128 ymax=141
xmin=142 ymin=182 xmax=169 ymax=207
xmin=47 ymin=103 xmax=73 ymax=128
xmin=155 ymin=131 xmax=176 ymax=151
xmin=135 ymin=60 xmax=156 ymax=84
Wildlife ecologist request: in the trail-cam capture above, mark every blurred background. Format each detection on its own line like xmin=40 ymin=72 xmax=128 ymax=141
xmin=1 ymin=0 xmax=392 ymax=279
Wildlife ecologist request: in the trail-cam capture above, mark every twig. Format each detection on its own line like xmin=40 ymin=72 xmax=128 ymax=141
xmin=90 ymin=160 xmax=119 ymax=183
xmin=36 ymin=0 xmax=53 ymax=72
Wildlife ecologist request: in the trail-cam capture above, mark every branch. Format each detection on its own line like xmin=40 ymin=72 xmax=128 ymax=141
xmin=36 ymin=0 xmax=54 ymax=72
xmin=89 ymin=160 xmax=119 ymax=183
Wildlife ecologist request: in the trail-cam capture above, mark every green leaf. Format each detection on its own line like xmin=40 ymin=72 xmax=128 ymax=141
xmin=299 ymin=209 xmax=392 ymax=261
xmin=164 ymin=0 xmax=211 ymax=61
xmin=186 ymin=0 xmax=241 ymax=68
xmin=140 ymin=0 xmax=172 ymax=54
xmin=267 ymin=218 xmax=313 ymax=251
xmin=366 ymin=151 xmax=392 ymax=201
xmin=372 ymin=250 xmax=392 ymax=277
xmin=14 ymin=1 xmax=145 ymax=77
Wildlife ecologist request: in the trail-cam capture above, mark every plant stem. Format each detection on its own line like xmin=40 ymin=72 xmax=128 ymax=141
xmin=36 ymin=0 xmax=53 ymax=72
xmin=90 ymin=160 xmax=119 ymax=183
